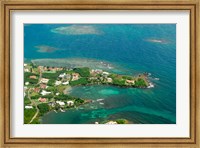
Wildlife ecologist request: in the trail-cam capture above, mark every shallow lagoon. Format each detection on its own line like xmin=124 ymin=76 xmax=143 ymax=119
xmin=42 ymin=85 xmax=175 ymax=124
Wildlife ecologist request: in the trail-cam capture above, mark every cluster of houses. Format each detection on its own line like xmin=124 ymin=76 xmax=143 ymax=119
xmin=24 ymin=64 xmax=81 ymax=110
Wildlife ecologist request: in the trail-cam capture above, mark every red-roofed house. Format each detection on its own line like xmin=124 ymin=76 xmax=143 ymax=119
xmin=38 ymin=97 xmax=47 ymax=102
xmin=34 ymin=87 xmax=40 ymax=93
xmin=29 ymin=75 xmax=37 ymax=79
xmin=40 ymin=83 xmax=47 ymax=89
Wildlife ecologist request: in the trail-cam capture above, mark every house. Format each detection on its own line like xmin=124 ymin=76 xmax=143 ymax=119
xmin=55 ymin=80 xmax=62 ymax=86
xmin=89 ymin=77 xmax=98 ymax=81
xmin=56 ymin=93 xmax=60 ymax=96
xmin=24 ymin=68 xmax=29 ymax=72
xmin=40 ymin=78 xmax=49 ymax=84
xmin=107 ymin=78 xmax=113 ymax=83
xmin=25 ymin=82 xmax=29 ymax=85
xmin=71 ymin=73 xmax=79 ymax=81
xmin=126 ymin=79 xmax=135 ymax=85
xmin=24 ymin=63 xmax=27 ymax=67
xmin=56 ymin=101 xmax=65 ymax=106
xmin=67 ymin=101 xmax=74 ymax=106
xmin=29 ymin=75 xmax=37 ymax=79
xmin=34 ymin=87 xmax=40 ymax=93
xmin=40 ymin=90 xmax=51 ymax=96
xmin=40 ymin=83 xmax=47 ymax=89
xmin=62 ymin=81 xmax=69 ymax=85
xmin=59 ymin=73 xmax=66 ymax=78
xmin=38 ymin=97 xmax=47 ymax=102
xmin=25 ymin=106 xmax=33 ymax=109
xmin=90 ymin=69 xmax=103 ymax=75
xmin=102 ymin=72 xmax=109 ymax=75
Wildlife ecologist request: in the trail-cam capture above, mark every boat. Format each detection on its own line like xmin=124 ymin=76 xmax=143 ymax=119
xmin=97 ymin=98 xmax=104 ymax=102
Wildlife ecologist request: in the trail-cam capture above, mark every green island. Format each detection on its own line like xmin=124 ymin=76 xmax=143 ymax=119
xmin=24 ymin=62 xmax=151 ymax=124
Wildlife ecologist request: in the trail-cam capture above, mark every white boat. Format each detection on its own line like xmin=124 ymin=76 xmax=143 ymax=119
xmin=97 ymin=98 xmax=104 ymax=102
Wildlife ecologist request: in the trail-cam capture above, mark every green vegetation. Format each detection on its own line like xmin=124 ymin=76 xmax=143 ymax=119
xmin=134 ymin=78 xmax=147 ymax=87
xmin=24 ymin=72 xmax=38 ymax=78
xmin=69 ymin=77 xmax=89 ymax=86
xmin=112 ymin=78 xmax=125 ymax=86
xmin=47 ymin=79 xmax=55 ymax=86
xmin=122 ymin=75 xmax=133 ymax=80
xmin=74 ymin=67 xmax=90 ymax=77
xmin=46 ymin=86 xmax=57 ymax=93
xmin=75 ymin=98 xmax=84 ymax=105
xmin=55 ymin=94 xmax=76 ymax=101
xmin=24 ymin=108 xmax=37 ymax=124
xmin=42 ymin=72 xmax=60 ymax=79
xmin=38 ymin=103 xmax=50 ymax=116
xmin=116 ymin=119 xmax=127 ymax=124
xmin=24 ymin=72 xmax=39 ymax=84
xmin=24 ymin=96 xmax=31 ymax=105
xmin=42 ymin=94 xmax=53 ymax=99
xmin=31 ymin=117 xmax=40 ymax=124
xmin=57 ymin=85 xmax=67 ymax=93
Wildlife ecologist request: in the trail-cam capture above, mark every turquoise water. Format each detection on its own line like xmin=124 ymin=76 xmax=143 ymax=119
xmin=24 ymin=24 xmax=176 ymax=124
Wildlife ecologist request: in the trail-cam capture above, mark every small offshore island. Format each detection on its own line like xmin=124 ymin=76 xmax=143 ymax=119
xmin=24 ymin=62 xmax=152 ymax=124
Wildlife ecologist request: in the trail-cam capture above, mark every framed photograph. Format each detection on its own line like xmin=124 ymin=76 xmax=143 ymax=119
xmin=0 ymin=0 xmax=199 ymax=147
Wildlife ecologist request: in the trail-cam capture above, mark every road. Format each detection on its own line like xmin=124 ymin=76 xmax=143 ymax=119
xmin=27 ymin=88 xmax=39 ymax=124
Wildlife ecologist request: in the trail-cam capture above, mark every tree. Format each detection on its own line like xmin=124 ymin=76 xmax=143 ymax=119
xmin=47 ymin=79 xmax=55 ymax=86
xmin=69 ymin=78 xmax=89 ymax=86
xmin=38 ymin=103 xmax=50 ymax=115
xmin=116 ymin=119 xmax=127 ymax=124
xmin=74 ymin=67 xmax=90 ymax=77
xmin=134 ymin=78 xmax=147 ymax=87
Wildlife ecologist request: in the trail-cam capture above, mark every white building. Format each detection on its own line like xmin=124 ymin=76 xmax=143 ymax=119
xmin=107 ymin=78 xmax=113 ymax=83
xmin=126 ymin=79 xmax=135 ymax=85
xmin=67 ymin=101 xmax=74 ymax=106
xmin=59 ymin=73 xmax=66 ymax=78
xmin=24 ymin=68 xmax=30 ymax=72
xmin=55 ymin=80 xmax=62 ymax=86
xmin=24 ymin=63 xmax=28 ymax=67
xmin=25 ymin=106 xmax=33 ymax=109
xmin=56 ymin=93 xmax=60 ymax=96
xmin=40 ymin=78 xmax=49 ymax=84
xmin=25 ymin=82 xmax=29 ymax=85
xmin=62 ymin=81 xmax=69 ymax=85
xmin=102 ymin=72 xmax=109 ymax=75
xmin=40 ymin=90 xmax=51 ymax=96
xmin=56 ymin=101 xmax=65 ymax=106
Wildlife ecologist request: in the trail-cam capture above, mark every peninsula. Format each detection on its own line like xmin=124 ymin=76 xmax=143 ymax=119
xmin=24 ymin=62 xmax=151 ymax=124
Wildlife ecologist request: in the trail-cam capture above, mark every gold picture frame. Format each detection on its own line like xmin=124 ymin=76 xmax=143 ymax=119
xmin=0 ymin=0 xmax=199 ymax=147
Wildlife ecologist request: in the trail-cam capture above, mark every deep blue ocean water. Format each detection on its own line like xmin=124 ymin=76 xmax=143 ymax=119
xmin=24 ymin=24 xmax=176 ymax=124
